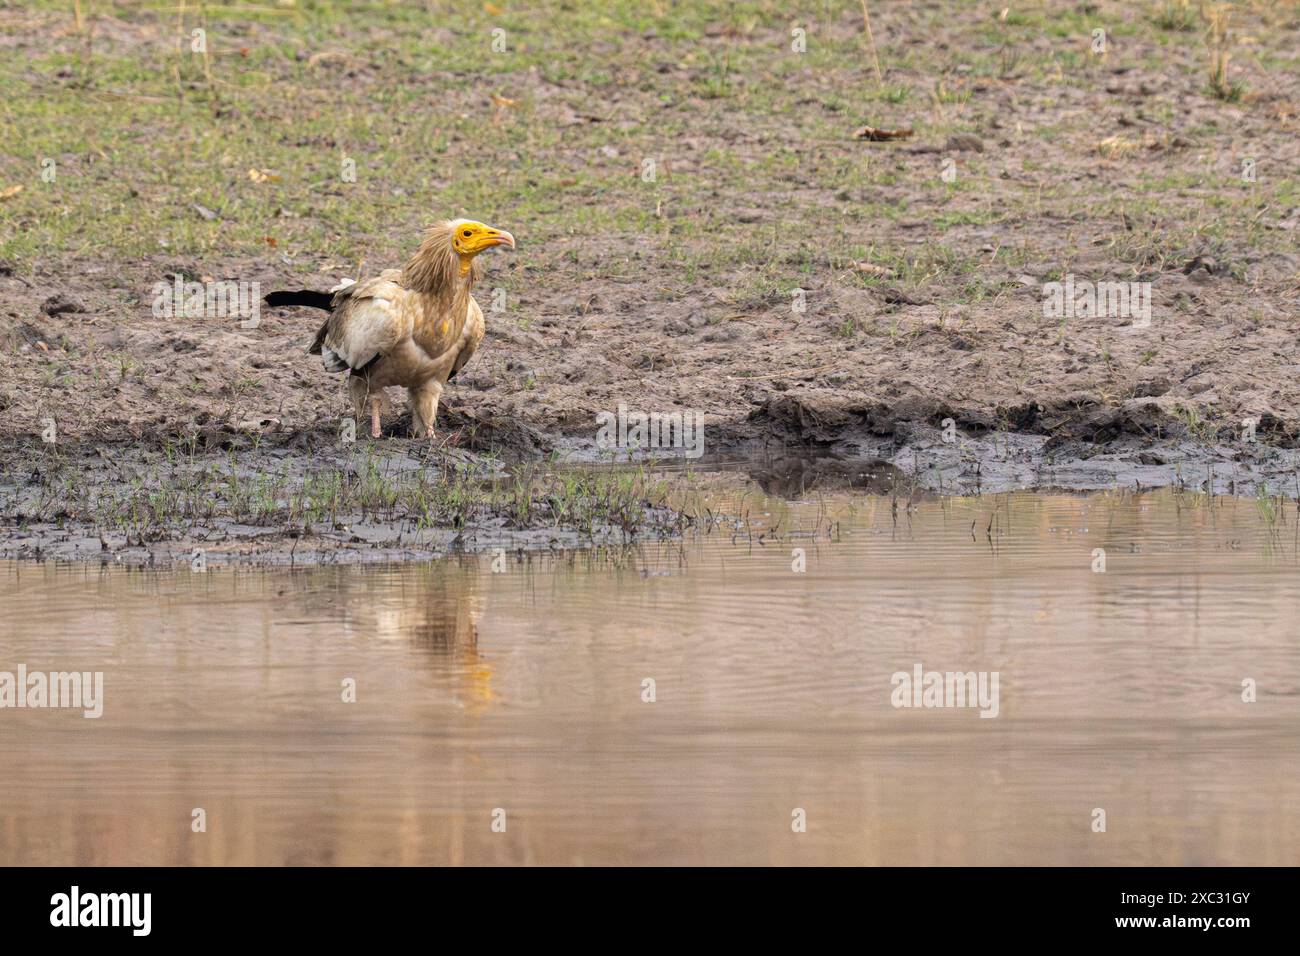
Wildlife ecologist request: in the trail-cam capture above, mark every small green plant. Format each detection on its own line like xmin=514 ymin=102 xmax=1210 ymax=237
xmin=699 ymin=49 xmax=732 ymax=99
xmin=1173 ymin=404 xmax=1218 ymax=443
xmin=1154 ymin=0 xmax=1198 ymax=32
xmin=1255 ymin=483 xmax=1280 ymax=530
xmin=1204 ymin=3 xmax=1247 ymax=102
xmin=993 ymin=7 xmax=1022 ymax=78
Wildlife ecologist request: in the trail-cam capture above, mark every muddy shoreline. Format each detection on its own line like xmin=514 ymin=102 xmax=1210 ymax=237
xmin=4 ymin=405 xmax=1298 ymax=566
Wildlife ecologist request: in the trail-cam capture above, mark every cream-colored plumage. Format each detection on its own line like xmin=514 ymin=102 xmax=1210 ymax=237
xmin=294 ymin=218 xmax=510 ymax=438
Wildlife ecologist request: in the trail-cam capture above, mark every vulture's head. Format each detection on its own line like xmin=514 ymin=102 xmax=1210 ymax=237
xmin=449 ymin=219 xmax=515 ymax=258
xmin=406 ymin=219 xmax=516 ymax=292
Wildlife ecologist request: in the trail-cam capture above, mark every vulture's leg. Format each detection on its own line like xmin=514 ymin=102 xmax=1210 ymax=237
xmin=348 ymin=377 xmax=382 ymax=438
xmin=409 ymin=381 xmax=444 ymax=439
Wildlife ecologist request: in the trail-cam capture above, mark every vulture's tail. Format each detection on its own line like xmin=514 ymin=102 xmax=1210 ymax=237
xmin=265 ymin=290 xmax=344 ymax=369
xmin=263 ymin=289 xmax=333 ymax=311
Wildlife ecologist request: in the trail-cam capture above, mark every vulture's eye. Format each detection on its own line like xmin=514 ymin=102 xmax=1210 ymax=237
xmin=463 ymin=230 xmax=472 ymax=237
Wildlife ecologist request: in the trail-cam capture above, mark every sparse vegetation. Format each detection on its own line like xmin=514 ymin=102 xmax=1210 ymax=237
xmin=1154 ymin=0 xmax=1199 ymax=32
xmin=3 ymin=444 xmax=694 ymax=548
xmin=1204 ymin=2 xmax=1248 ymax=101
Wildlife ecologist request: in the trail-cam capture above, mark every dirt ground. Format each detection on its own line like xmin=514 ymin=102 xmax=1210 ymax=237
xmin=2 ymin=1 xmax=1299 ymax=560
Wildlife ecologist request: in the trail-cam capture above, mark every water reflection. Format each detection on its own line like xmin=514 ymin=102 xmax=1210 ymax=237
xmin=1 ymin=489 xmax=1298 ymax=864
xmin=746 ymin=457 xmax=908 ymax=498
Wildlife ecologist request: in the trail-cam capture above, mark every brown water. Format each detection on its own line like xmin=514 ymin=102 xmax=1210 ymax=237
xmin=2 ymin=487 xmax=1298 ymax=865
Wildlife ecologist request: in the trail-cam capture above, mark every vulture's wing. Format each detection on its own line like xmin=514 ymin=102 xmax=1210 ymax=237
xmin=313 ymin=270 xmax=411 ymax=373
xmin=449 ymin=297 xmax=486 ymax=380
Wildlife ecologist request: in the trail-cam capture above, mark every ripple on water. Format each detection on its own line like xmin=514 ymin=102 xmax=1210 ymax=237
xmin=2 ymin=489 xmax=1298 ymax=864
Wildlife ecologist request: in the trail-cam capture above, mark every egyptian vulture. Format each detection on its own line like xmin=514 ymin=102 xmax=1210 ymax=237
xmin=264 ymin=219 xmax=514 ymax=438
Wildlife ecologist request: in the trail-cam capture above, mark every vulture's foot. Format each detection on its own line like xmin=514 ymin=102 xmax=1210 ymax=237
xmin=369 ymin=398 xmax=383 ymax=439
xmin=409 ymin=419 xmax=436 ymax=439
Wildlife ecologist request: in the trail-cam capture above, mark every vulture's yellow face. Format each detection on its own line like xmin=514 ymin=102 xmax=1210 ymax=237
xmin=451 ymin=220 xmax=515 ymax=257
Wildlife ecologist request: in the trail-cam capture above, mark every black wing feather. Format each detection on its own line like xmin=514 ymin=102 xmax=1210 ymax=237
xmin=264 ymin=290 xmax=334 ymax=311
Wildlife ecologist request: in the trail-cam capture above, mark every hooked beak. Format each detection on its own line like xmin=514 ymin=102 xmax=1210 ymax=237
xmin=484 ymin=229 xmax=515 ymax=251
